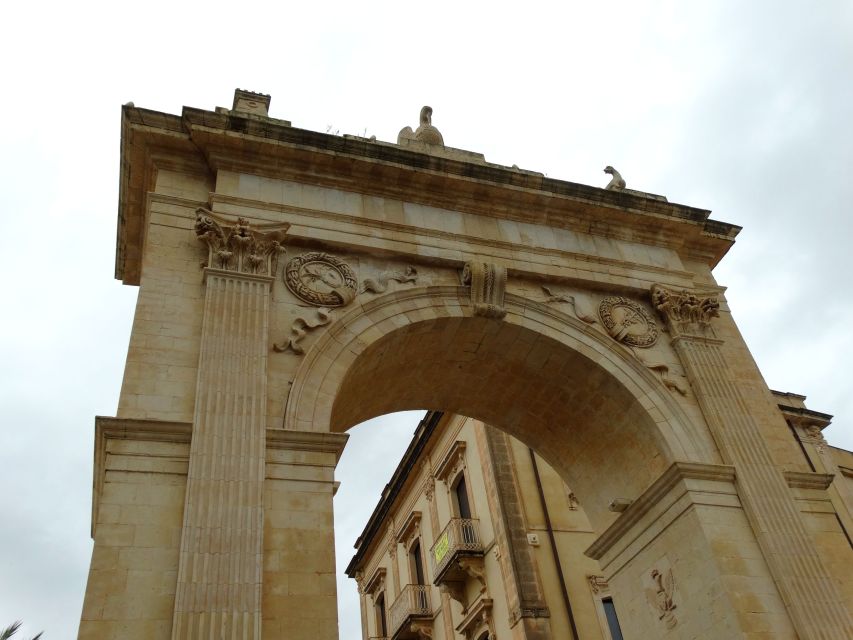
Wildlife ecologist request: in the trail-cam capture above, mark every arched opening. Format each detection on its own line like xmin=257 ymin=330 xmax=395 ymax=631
xmin=286 ymin=287 xmax=717 ymax=533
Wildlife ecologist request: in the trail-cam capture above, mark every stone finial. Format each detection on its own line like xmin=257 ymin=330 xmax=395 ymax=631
xmin=604 ymin=165 xmax=626 ymax=191
xmin=398 ymin=106 xmax=445 ymax=146
xmin=232 ymin=89 xmax=271 ymax=116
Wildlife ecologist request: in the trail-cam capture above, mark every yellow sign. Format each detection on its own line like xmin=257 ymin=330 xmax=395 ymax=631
xmin=434 ymin=532 xmax=449 ymax=564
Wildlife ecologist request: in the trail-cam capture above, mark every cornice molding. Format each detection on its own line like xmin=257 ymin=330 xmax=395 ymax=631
xmin=395 ymin=511 xmax=423 ymax=546
xmin=117 ymin=102 xmax=740 ymax=286
xmin=434 ymin=441 xmax=467 ymax=485
xmin=586 ymin=461 xmax=736 ymax=560
xmin=92 ymin=417 xmax=193 ymax=538
xmin=208 ymin=194 xmax=701 ymax=286
xmin=783 ymin=471 xmax=835 ymax=490
xmin=266 ymin=429 xmax=349 ymax=462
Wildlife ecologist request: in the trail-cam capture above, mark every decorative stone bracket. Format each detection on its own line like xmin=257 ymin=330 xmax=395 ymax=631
xmin=194 ymin=208 xmax=289 ymax=276
xmin=462 ymin=261 xmax=507 ymax=319
xmin=439 ymin=555 xmax=487 ymax=614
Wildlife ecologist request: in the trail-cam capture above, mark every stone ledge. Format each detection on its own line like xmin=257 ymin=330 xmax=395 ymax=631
xmin=266 ymin=429 xmax=349 ymax=463
xmin=783 ymin=470 xmax=835 ymax=490
xmin=92 ymin=417 xmax=193 ymax=538
xmin=92 ymin=419 xmax=350 ymax=537
xmin=585 ymin=461 xmax=736 ymax=561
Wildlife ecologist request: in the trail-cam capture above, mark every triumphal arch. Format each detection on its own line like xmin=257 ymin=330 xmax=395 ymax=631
xmin=79 ymin=90 xmax=852 ymax=639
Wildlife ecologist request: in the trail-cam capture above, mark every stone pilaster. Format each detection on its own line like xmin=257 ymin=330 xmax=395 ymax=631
xmin=171 ymin=213 xmax=288 ymax=639
xmin=651 ymin=284 xmax=853 ymax=639
xmin=425 ymin=472 xmax=458 ymax=639
xmin=477 ymin=425 xmax=552 ymax=639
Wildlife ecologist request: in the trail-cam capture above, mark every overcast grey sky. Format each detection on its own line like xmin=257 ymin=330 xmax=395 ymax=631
xmin=1 ymin=1 xmax=851 ymax=638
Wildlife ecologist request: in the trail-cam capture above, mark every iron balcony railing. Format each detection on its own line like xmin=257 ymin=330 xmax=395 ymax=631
xmin=388 ymin=584 xmax=431 ymax=638
xmin=429 ymin=518 xmax=483 ymax=579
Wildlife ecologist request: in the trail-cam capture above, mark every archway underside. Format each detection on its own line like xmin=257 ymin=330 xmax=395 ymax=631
xmin=289 ymin=288 xmax=718 ymax=532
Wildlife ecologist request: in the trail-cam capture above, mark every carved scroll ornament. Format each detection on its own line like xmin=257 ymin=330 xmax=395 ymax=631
xmin=462 ymin=262 xmax=507 ymax=319
xmin=194 ymin=208 xmax=289 ymax=276
xmin=272 ymin=308 xmax=332 ymax=355
xmin=284 ymin=252 xmax=357 ymax=307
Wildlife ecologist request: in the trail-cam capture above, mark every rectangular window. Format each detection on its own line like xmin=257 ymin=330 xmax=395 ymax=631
xmin=602 ymin=597 xmax=624 ymax=640
xmin=454 ymin=476 xmax=472 ymax=519
xmin=410 ymin=541 xmax=425 ymax=585
xmin=375 ymin=593 xmax=387 ymax=636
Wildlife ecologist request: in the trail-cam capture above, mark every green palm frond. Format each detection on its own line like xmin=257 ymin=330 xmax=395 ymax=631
xmin=1 ymin=621 xmax=43 ymax=640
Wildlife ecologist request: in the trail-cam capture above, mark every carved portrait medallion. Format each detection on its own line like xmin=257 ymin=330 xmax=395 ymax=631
xmin=284 ymin=252 xmax=358 ymax=307
xmin=598 ymin=296 xmax=659 ymax=348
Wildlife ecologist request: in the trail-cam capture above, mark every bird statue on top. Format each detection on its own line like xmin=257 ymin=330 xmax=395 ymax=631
xmin=604 ymin=165 xmax=626 ymax=191
xmin=398 ymin=106 xmax=445 ymax=147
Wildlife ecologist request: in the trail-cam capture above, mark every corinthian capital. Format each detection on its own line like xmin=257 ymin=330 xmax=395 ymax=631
xmin=195 ymin=208 xmax=290 ymax=276
xmin=651 ymin=284 xmax=720 ymax=337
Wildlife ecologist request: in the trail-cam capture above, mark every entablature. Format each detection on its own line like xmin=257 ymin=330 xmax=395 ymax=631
xmin=117 ymin=100 xmax=740 ymax=288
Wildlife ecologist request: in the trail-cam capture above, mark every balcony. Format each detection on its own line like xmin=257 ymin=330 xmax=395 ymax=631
xmin=388 ymin=584 xmax=432 ymax=639
xmin=429 ymin=518 xmax=484 ymax=584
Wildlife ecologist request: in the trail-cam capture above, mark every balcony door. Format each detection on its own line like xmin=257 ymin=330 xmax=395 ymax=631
xmin=453 ymin=475 xmax=472 ymax=519
xmin=410 ymin=540 xmax=425 ymax=586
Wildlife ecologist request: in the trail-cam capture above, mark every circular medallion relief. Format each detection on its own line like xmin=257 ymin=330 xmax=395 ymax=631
xmin=598 ymin=296 xmax=658 ymax=348
xmin=284 ymin=252 xmax=357 ymax=307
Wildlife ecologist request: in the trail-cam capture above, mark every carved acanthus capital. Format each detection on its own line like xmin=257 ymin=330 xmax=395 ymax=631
xmin=194 ymin=208 xmax=289 ymax=276
xmin=355 ymin=570 xmax=366 ymax=595
xmin=800 ymin=424 xmax=828 ymax=453
xmin=424 ymin=475 xmax=436 ymax=502
xmin=651 ymin=284 xmax=720 ymax=338
xmin=462 ymin=261 xmax=507 ymax=319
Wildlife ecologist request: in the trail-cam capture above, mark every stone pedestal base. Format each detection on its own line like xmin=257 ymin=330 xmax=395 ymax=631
xmin=587 ymin=462 xmax=797 ymax=639
xmin=262 ymin=430 xmax=348 ymax=640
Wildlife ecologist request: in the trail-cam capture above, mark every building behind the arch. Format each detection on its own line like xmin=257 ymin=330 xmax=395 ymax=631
xmin=346 ymin=400 xmax=853 ymax=640
xmin=78 ymin=89 xmax=853 ymax=639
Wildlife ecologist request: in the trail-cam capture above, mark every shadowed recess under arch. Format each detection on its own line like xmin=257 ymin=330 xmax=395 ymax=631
xmin=284 ymin=286 xmax=719 ymax=532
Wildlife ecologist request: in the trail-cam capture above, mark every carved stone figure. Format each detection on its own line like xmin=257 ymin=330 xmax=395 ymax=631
xmin=644 ymin=362 xmax=688 ymax=396
xmin=194 ymin=208 xmax=289 ymax=275
xmin=398 ymin=106 xmax=445 ymax=146
xmin=284 ymin=252 xmax=357 ymax=307
xmin=540 ymin=285 xmax=598 ymax=324
xmin=362 ymin=266 xmax=418 ymax=293
xmin=604 ymin=166 xmax=626 ymax=191
xmin=462 ymin=262 xmax=507 ymax=319
xmin=598 ymin=296 xmax=659 ymax=348
xmin=644 ymin=568 xmax=677 ymax=629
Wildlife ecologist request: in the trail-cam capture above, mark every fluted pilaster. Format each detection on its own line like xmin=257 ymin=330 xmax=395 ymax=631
xmin=652 ymin=284 xmax=852 ymax=639
xmin=170 ymin=267 xmax=272 ymax=639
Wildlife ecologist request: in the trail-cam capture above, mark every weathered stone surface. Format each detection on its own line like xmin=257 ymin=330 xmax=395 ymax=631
xmin=80 ymin=89 xmax=853 ymax=639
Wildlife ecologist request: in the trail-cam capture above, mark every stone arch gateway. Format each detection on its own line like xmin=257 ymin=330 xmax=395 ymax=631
xmin=79 ymin=91 xmax=853 ymax=639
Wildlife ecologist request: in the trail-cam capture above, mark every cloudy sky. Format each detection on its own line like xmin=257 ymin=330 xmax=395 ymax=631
xmin=1 ymin=1 xmax=851 ymax=637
